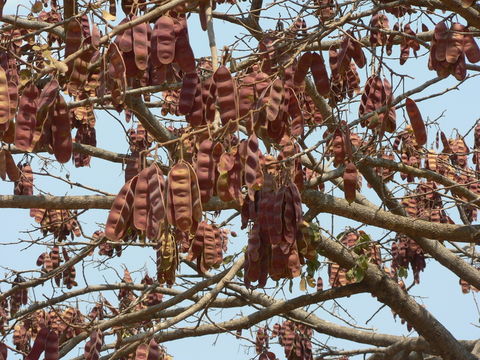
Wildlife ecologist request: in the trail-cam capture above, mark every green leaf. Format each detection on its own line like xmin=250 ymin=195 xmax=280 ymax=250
xmin=398 ymin=266 xmax=408 ymax=279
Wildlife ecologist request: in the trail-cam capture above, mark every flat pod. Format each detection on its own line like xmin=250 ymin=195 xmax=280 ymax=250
xmin=51 ymin=94 xmax=72 ymax=163
xmin=343 ymin=161 xmax=358 ymax=203
xmin=36 ymin=79 xmax=59 ymax=126
xmin=147 ymin=339 xmax=160 ymax=360
xmin=135 ymin=344 xmax=148 ymax=360
xmin=0 ymin=149 xmax=5 ymax=180
xmin=105 ymin=177 xmax=137 ymax=241
xmin=44 ymin=331 xmax=59 ymax=360
xmin=117 ymin=18 xmax=133 ymax=53
xmin=185 ymin=160 xmax=203 ymax=225
xmin=168 ymin=161 xmax=193 ymax=232
xmin=65 ymin=19 xmax=82 ymax=60
xmin=146 ymin=164 xmax=166 ymax=240
xmin=174 ymin=17 xmax=196 ymax=73
xmin=5 ymin=151 xmax=21 ymax=181
xmin=25 ymin=327 xmax=49 ymax=360
xmin=405 ymin=98 xmax=426 ymax=146
xmin=294 ymin=52 xmax=313 ymax=85
xmin=463 ymin=30 xmax=480 ymax=63
xmin=153 ymin=16 xmax=176 ymax=65
xmin=310 ymin=52 xmax=330 ymax=97
xmin=237 ymin=74 xmax=255 ymax=119
xmin=133 ymin=166 xmax=151 ymax=231
xmin=15 ymin=82 xmax=38 ymax=151
xmin=213 ymin=65 xmax=237 ymax=125
xmin=186 ymin=80 xmax=204 ymax=127
xmin=266 ymin=79 xmax=284 ymax=122
xmin=195 ymin=139 xmax=215 ymax=203
xmin=0 ymin=66 xmax=9 ymax=124
xmin=132 ymin=19 xmax=149 ymax=71
xmin=179 ymin=72 xmax=199 ymax=115
xmin=244 ymin=134 xmax=259 ymax=200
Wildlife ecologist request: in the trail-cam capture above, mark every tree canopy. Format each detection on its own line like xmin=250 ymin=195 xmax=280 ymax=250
xmin=0 ymin=0 xmax=480 ymax=359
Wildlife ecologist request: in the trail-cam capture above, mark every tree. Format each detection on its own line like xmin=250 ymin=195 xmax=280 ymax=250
xmin=0 ymin=0 xmax=480 ymax=359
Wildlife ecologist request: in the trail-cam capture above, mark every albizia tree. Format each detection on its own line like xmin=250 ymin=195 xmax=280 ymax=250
xmin=0 ymin=0 xmax=480 ymax=359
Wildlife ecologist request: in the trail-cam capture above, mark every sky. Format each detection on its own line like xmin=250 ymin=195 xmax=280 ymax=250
xmin=0 ymin=1 xmax=479 ymax=360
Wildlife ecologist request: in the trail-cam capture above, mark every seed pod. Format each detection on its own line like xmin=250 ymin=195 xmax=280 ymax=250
xmin=36 ymin=79 xmax=59 ymax=127
xmin=186 ymin=80 xmax=204 ymax=127
xmin=464 ymin=29 xmax=480 ymax=63
xmin=8 ymin=81 xmax=18 ymax=122
xmin=105 ymin=177 xmax=137 ymax=241
xmin=213 ymin=65 xmax=237 ymax=125
xmin=237 ymin=74 xmax=255 ymax=119
xmin=44 ymin=331 xmax=59 ymax=360
xmin=294 ymin=52 xmax=313 ymax=85
xmin=202 ymin=223 xmax=217 ymax=269
xmin=65 ymin=19 xmax=82 ymax=61
xmin=186 ymin=161 xmax=203 ymax=226
xmin=266 ymin=79 xmax=284 ymax=122
xmin=310 ymin=53 xmax=330 ymax=97
xmin=153 ymin=16 xmax=175 ymax=65
xmin=195 ymin=139 xmax=215 ymax=203
xmin=174 ymin=17 xmax=196 ymax=73
xmin=147 ymin=339 xmax=160 ymax=360
xmin=446 ymin=23 xmax=465 ymax=64
xmin=25 ymin=327 xmax=48 ymax=360
xmin=405 ymin=98 xmax=426 ymax=146
xmin=288 ymin=90 xmax=304 ymax=137
xmin=4 ymin=150 xmax=20 ymax=181
xmin=117 ymin=18 xmax=133 ymax=53
xmin=15 ymin=83 xmax=38 ymax=151
xmin=167 ymin=161 xmax=193 ymax=232
xmin=133 ymin=166 xmax=150 ymax=231
xmin=0 ymin=66 xmax=9 ymax=125
xmin=135 ymin=344 xmax=148 ymax=360
xmin=343 ymin=161 xmax=358 ymax=203
xmin=0 ymin=150 xmax=5 ymax=180
xmin=245 ymin=134 xmax=259 ymax=200
xmin=51 ymin=94 xmax=72 ymax=163
xmin=132 ymin=20 xmax=149 ymax=71
xmin=179 ymin=72 xmax=199 ymax=115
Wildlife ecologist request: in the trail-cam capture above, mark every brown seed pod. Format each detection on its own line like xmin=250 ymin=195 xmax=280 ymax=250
xmin=133 ymin=166 xmax=150 ymax=231
xmin=266 ymin=79 xmax=284 ymax=122
xmin=135 ymin=344 xmax=148 ymax=360
xmin=105 ymin=177 xmax=137 ymax=241
xmin=44 ymin=331 xmax=59 ymax=360
xmin=174 ymin=16 xmax=196 ymax=73
xmin=464 ymin=28 xmax=480 ymax=63
xmin=245 ymin=134 xmax=259 ymax=200
xmin=405 ymin=98 xmax=426 ymax=146
xmin=132 ymin=19 xmax=149 ymax=71
xmin=147 ymin=339 xmax=160 ymax=360
xmin=186 ymin=160 xmax=203 ymax=228
xmin=213 ymin=65 xmax=237 ymax=125
xmin=152 ymin=16 xmax=176 ymax=65
xmin=343 ymin=161 xmax=358 ymax=203
xmin=195 ymin=139 xmax=215 ymax=203
xmin=237 ymin=73 xmax=255 ymax=120
xmin=167 ymin=161 xmax=193 ymax=232
xmin=15 ymin=83 xmax=39 ymax=151
xmin=186 ymin=80 xmax=204 ymax=127
xmin=36 ymin=79 xmax=59 ymax=129
xmin=294 ymin=52 xmax=313 ymax=86
xmin=179 ymin=72 xmax=199 ymax=115
xmin=310 ymin=52 xmax=330 ymax=97
xmin=25 ymin=326 xmax=48 ymax=360
xmin=51 ymin=94 xmax=72 ymax=164
xmin=0 ymin=66 xmax=9 ymax=125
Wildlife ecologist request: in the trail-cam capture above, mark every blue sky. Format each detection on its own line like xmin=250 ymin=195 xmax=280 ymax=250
xmin=0 ymin=1 xmax=479 ymax=359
